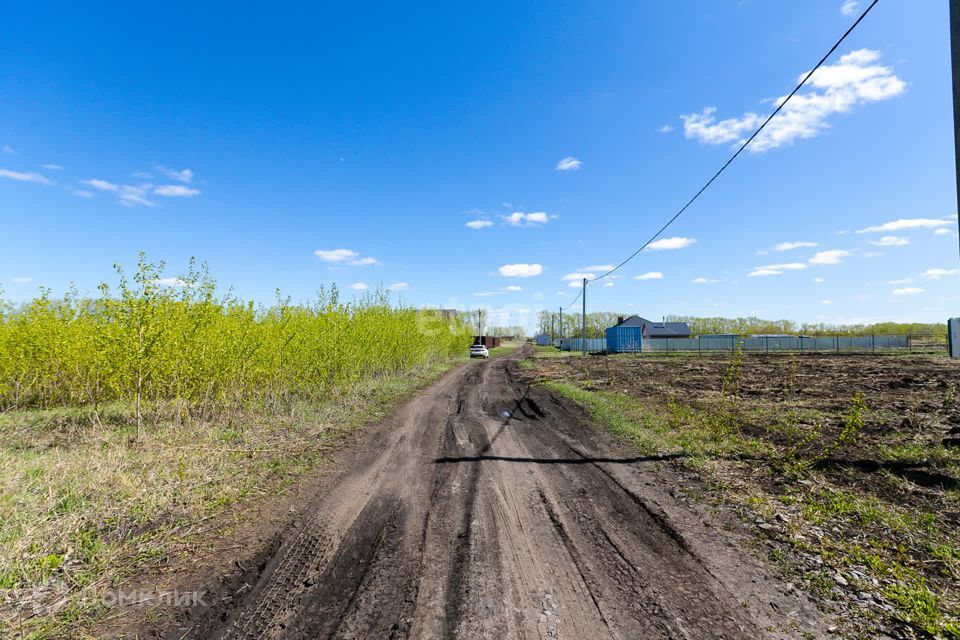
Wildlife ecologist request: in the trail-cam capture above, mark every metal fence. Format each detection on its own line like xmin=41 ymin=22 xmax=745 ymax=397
xmin=642 ymin=334 xmax=946 ymax=355
xmin=559 ymin=338 xmax=608 ymax=352
xmin=555 ymin=334 xmax=947 ymax=355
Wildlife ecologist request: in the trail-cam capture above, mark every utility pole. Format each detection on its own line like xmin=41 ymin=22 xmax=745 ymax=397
xmin=581 ymin=278 xmax=587 ymax=355
xmin=559 ymin=306 xmax=563 ymax=342
xmin=952 ymin=0 xmax=960 ymax=259
xmin=951 ymin=0 xmax=960 ymax=358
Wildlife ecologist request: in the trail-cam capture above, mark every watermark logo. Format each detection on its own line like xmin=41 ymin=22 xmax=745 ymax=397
xmin=24 ymin=581 xmax=206 ymax=617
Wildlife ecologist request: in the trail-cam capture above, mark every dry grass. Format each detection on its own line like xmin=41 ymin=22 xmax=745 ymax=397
xmin=0 ymin=359 xmax=459 ymax=638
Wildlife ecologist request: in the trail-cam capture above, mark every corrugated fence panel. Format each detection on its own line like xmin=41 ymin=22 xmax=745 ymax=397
xmin=557 ymin=333 xmax=933 ymax=353
xmin=605 ymin=326 xmax=643 ymax=353
xmin=638 ymin=334 xmax=919 ymax=353
xmin=699 ymin=336 xmax=737 ymax=352
xmin=561 ymin=338 xmax=608 ymax=352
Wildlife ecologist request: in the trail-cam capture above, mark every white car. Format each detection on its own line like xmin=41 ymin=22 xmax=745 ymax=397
xmin=469 ymin=344 xmax=490 ymax=359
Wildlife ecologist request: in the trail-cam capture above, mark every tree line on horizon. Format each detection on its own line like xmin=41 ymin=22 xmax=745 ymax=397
xmin=534 ymin=311 xmax=946 ymax=339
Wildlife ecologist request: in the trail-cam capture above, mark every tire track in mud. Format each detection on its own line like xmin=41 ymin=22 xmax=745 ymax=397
xmin=174 ymin=348 xmax=826 ymax=640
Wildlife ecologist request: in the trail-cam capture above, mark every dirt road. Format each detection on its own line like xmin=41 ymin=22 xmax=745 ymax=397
xmin=174 ymin=347 xmax=825 ymax=639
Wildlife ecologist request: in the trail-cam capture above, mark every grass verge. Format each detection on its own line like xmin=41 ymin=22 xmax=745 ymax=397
xmin=488 ymin=341 xmax=524 ymax=358
xmin=0 ymin=357 xmax=463 ymax=639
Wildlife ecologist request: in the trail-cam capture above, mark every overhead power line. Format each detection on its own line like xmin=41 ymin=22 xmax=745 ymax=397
xmin=591 ymin=0 xmax=880 ymax=283
xmin=561 ymin=285 xmax=583 ymax=312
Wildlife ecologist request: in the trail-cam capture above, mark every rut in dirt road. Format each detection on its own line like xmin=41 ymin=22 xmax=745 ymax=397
xmin=177 ymin=347 xmax=825 ymax=640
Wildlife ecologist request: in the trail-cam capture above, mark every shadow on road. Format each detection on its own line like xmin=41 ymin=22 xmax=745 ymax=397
xmin=433 ymin=453 xmax=685 ymax=465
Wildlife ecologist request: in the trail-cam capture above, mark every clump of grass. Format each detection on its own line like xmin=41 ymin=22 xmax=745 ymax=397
xmin=721 ymin=343 xmax=744 ymax=399
xmin=945 ymin=383 xmax=957 ymax=413
xmin=814 ymin=392 xmax=867 ymax=462
xmin=776 ymin=411 xmax=822 ymax=461
xmin=883 ymin=579 xmax=958 ymax=637
xmin=539 ymin=381 xmax=766 ymax=463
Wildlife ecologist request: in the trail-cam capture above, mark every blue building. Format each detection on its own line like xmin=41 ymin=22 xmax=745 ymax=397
xmin=605 ymin=316 xmax=691 ymax=353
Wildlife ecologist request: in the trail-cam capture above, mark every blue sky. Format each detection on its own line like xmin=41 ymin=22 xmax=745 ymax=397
xmin=1 ymin=1 xmax=958 ymax=331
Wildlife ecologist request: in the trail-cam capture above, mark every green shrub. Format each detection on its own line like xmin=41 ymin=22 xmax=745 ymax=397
xmin=0 ymin=254 xmax=473 ymax=420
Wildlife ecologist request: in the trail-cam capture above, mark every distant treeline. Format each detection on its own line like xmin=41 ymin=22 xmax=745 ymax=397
xmin=534 ymin=310 xmax=947 ymax=339
xmin=486 ymin=325 xmax=526 ymax=339
xmin=665 ymin=316 xmax=947 ymax=337
xmin=456 ymin=310 xmax=527 ymax=339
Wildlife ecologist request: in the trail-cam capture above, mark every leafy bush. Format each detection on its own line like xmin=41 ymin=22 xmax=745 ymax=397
xmin=0 ymin=254 xmax=473 ymax=421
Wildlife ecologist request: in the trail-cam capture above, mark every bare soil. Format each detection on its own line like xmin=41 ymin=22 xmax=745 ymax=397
xmin=528 ymin=352 xmax=960 ymax=638
xmin=532 ymin=353 xmax=960 ymax=515
xmin=113 ymin=346 xmax=827 ymax=639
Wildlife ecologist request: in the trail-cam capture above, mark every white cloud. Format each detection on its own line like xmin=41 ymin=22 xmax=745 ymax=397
xmin=466 ymin=219 xmax=493 ymax=229
xmin=892 ymin=287 xmax=924 ymax=296
xmin=934 ymin=228 xmax=952 ymax=236
xmin=503 ymin=211 xmax=550 ymax=227
xmin=11 ymin=276 xmax=32 ymax=284
xmin=80 ymin=171 xmax=201 ymax=206
xmin=498 ymin=263 xmax=543 ymax=277
xmin=72 ymin=189 xmax=94 ymax=199
xmin=765 ymin=262 xmax=808 ymax=271
xmin=314 ymin=249 xmax=380 ymax=266
xmin=692 ymin=277 xmax=719 ymax=284
xmin=117 ymin=188 xmax=155 ymax=207
xmin=657 ymin=124 xmax=675 ymax=134
xmin=813 ymin=277 xmax=825 ymax=283
xmin=856 ymin=218 xmax=952 ymax=233
xmin=152 ymin=277 xmax=190 ymax=287
xmin=42 ymin=163 xmax=63 ymax=170
xmin=1 ymin=145 xmax=14 ymax=153
xmin=82 ymin=178 xmax=120 ymax=192
xmin=646 ymin=236 xmax=696 ymax=251
xmin=154 ymin=184 xmax=200 ymax=197
xmin=748 ymin=262 xmax=806 ymax=277
xmin=387 ymin=282 xmax=408 ymax=291
xmin=603 ymin=281 xmax=615 ymax=287
xmin=555 ymin=156 xmax=582 ymax=171
xmin=922 ymin=268 xmax=960 ymax=280
xmin=349 ymin=282 xmax=368 ymax=290
xmin=773 ymin=241 xmax=818 ymax=252
xmin=869 ymin=235 xmax=910 ymax=247
xmin=156 ymin=166 xmax=194 ymax=183
xmin=0 ymin=168 xmax=53 ymax=186
xmin=505 ymin=285 xmax=523 ymax=292
xmin=474 ymin=291 xmax=500 ymax=297
xmin=748 ymin=268 xmax=782 ymax=277
xmin=887 ymin=278 xmax=913 ymax=285
xmin=681 ymin=49 xmax=904 ymax=153
xmin=81 ymin=178 xmax=156 ymax=207
xmin=578 ymin=264 xmax=615 ymax=273
xmin=634 ymin=271 xmax=664 ymax=280
xmin=821 ymin=299 xmax=832 ymax=305
xmin=809 ymin=250 xmax=850 ymax=265
xmin=840 ymin=1 xmax=858 ymax=16
xmin=562 ymin=272 xmax=597 ymax=282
